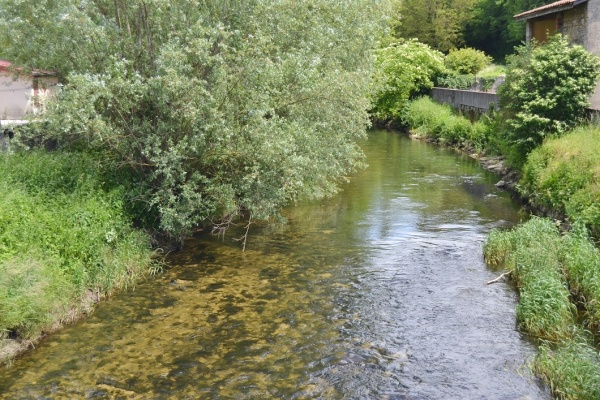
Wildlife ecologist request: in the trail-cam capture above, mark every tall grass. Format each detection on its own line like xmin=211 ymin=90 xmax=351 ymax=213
xmin=520 ymin=125 xmax=600 ymax=235
xmin=0 ymin=150 xmax=156 ymax=342
xmin=485 ymin=217 xmax=600 ymax=398
xmin=484 ymin=218 xmax=575 ymax=341
xmin=560 ymin=222 xmax=600 ymax=329
xmin=401 ymin=97 xmax=491 ymax=151
xmin=536 ymin=338 xmax=600 ymax=400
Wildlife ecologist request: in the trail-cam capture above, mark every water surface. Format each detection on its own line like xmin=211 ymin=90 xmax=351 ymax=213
xmin=0 ymin=131 xmax=549 ymax=399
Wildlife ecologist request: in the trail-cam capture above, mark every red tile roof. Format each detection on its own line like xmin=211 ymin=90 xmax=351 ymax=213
xmin=514 ymin=0 xmax=588 ymax=20
xmin=0 ymin=59 xmax=55 ymax=77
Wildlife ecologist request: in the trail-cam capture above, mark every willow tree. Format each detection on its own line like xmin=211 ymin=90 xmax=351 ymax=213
xmin=0 ymin=0 xmax=390 ymax=244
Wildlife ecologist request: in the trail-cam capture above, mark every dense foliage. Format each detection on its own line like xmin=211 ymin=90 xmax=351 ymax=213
xmin=0 ymin=0 xmax=389 ymax=243
xmin=0 ymin=151 xmax=155 ymax=340
xmin=464 ymin=0 xmax=552 ymax=61
xmin=393 ymin=0 xmax=478 ymax=52
xmin=436 ymin=74 xmax=477 ymax=90
xmin=497 ymin=35 xmax=600 ymax=166
xmin=371 ymin=39 xmax=445 ymax=120
xmin=444 ymin=47 xmax=491 ymax=75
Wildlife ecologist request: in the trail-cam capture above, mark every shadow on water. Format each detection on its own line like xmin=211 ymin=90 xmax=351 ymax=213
xmin=0 ymin=130 xmax=550 ymax=399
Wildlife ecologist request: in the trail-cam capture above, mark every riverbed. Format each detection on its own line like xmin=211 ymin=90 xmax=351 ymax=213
xmin=0 ymin=130 xmax=550 ymax=399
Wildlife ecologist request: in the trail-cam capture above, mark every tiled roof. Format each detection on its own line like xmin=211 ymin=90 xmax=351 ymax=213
xmin=514 ymin=0 xmax=588 ymax=20
xmin=0 ymin=60 xmax=55 ymax=77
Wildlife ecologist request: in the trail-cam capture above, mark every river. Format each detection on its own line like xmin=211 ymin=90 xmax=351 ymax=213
xmin=0 ymin=130 xmax=550 ymax=399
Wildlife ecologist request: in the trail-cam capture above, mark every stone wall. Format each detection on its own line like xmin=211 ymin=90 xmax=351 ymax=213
xmin=586 ymin=0 xmax=600 ymax=110
xmin=561 ymin=4 xmax=587 ymax=46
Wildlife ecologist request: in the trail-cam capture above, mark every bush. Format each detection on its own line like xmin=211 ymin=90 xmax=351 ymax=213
xmin=497 ymin=35 xmax=600 ymax=166
xmin=445 ymin=47 xmax=492 ymax=75
xmin=372 ymin=39 xmax=446 ymax=120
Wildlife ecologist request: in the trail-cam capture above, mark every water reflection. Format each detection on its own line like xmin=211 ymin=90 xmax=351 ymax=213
xmin=0 ymin=131 xmax=548 ymax=399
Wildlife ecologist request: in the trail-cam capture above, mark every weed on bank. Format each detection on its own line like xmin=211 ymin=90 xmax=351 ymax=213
xmin=485 ymin=218 xmax=600 ymax=399
xmin=401 ymin=96 xmax=492 ymax=151
xmin=0 ymin=151 xmax=156 ymax=355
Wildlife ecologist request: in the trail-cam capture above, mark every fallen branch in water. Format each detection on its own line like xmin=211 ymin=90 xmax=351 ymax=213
xmin=487 ymin=270 xmax=513 ymax=285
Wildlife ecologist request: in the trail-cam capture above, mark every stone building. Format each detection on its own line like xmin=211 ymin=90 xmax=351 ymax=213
xmin=515 ymin=0 xmax=600 ymax=110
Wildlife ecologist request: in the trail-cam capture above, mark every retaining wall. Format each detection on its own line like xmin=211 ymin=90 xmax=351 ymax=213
xmin=430 ymin=88 xmax=498 ymax=113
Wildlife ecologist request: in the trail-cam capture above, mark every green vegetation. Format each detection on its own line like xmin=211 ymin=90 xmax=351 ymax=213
xmin=372 ymin=39 xmax=445 ymax=121
xmin=401 ymin=97 xmax=490 ymax=150
xmin=477 ymin=64 xmax=506 ymax=78
xmin=497 ymin=35 xmax=600 ymax=166
xmin=484 ymin=218 xmax=600 ymax=399
xmin=0 ymin=151 xmax=156 ymax=342
xmin=445 ymin=47 xmax=491 ymax=75
xmin=393 ymin=0 xmax=478 ymax=52
xmin=0 ymin=0 xmax=388 ymax=244
xmin=520 ymin=125 xmax=600 ymax=235
xmin=436 ymin=74 xmax=477 ymax=90
xmin=465 ymin=0 xmax=551 ymax=61
xmin=484 ymin=218 xmax=575 ymax=341
xmin=536 ymin=339 xmax=600 ymax=400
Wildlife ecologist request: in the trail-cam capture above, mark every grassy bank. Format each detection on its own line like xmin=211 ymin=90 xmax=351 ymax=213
xmin=0 ymin=150 xmax=157 ymax=364
xmin=401 ymin=97 xmax=600 ymax=399
xmin=401 ymin=96 xmax=493 ymax=152
xmin=485 ymin=218 xmax=600 ymax=399
xmin=520 ymin=125 xmax=600 ymax=236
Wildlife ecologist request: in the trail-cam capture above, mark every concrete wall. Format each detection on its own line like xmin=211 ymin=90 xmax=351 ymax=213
xmin=0 ymin=74 xmax=58 ymax=119
xmin=430 ymin=88 xmax=498 ymax=113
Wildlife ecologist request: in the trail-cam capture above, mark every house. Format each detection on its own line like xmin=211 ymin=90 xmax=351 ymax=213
xmin=0 ymin=60 xmax=59 ymax=122
xmin=515 ymin=0 xmax=600 ymax=110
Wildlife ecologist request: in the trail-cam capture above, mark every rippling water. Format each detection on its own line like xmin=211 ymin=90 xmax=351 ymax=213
xmin=0 ymin=131 xmax=550 ymax=399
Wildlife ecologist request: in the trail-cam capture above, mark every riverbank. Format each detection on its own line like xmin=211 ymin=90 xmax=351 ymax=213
xmin=0 ymin=151 xmax=158 ymax=365
xmin=399 ymin=96 xmax=600 ymax=399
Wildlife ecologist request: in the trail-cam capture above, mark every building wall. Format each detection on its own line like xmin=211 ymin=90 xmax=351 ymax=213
xmin=585 ymin=0 xmax=600 ymax=109
xmin=0 ymin=74 xmax=58 ymax=119
xmin=561 ymin=4 xmax=588 ymax=46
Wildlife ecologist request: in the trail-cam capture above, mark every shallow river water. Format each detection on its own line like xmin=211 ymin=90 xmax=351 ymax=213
xmin=0 ymin=131 xmax=551 ymax=399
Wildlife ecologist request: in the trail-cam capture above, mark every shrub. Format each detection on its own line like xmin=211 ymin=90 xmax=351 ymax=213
xmin=497 ymin=35 xmax=600 ymax=166
xmin=372 ymin=39 xmax=446 ymax=120
xmin=445 ymin=47 xmax=492 ymax=75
